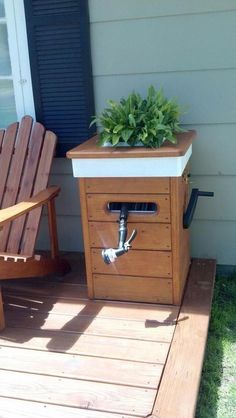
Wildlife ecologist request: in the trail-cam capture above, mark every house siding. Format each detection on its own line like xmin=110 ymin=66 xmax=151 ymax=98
xmin=37 ymin=0 xmax=236 ymax=266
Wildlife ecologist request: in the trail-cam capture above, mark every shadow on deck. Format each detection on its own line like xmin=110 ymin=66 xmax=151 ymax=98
xmin=0 ymin=254 xmax=215 ymax=418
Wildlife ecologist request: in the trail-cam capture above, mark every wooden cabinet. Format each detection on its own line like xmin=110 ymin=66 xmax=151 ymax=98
xmin=78 ymin=173 xmax=190 ymax=305
xmin=67 ymin=131 xmax=196 ymax=305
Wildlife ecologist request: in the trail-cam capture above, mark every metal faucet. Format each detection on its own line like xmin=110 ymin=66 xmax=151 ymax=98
xmin=102 ymin=203 xmax=137 ymax=264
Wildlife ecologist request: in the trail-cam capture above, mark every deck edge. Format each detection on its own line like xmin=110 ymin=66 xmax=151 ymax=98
xmin=151 ymin=258 xmax=216 ymax=418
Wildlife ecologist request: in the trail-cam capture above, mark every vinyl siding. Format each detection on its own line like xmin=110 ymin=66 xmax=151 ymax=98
xmin=37 ymin=1 xmax=236 ymax=265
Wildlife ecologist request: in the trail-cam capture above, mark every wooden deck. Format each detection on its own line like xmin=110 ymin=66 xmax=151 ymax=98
xmin=0 ymin=254 xmax=215 ymax=418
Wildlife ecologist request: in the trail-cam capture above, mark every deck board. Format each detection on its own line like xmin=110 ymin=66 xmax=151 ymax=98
xmin=0 ymin=398 xmax=139 ymax=418
xmin=2 ymin=281 xmax=88 ymax=299
xmin=3 ymin=292 xmax=179 ymax=321
xmin=0 ymin=327 xmax=170 ymax=363
xmin=0 ymin=345 xmax=162 ymax=388
xmin=0 ymin=255 xmax=215 ymax=418
xmin=152 ymin=258 xmax=216 ymax=418
xmin=0 ymin=369 xmax=155 ymax=416
xmin=4 ymin=309 xmax=176 ymax=342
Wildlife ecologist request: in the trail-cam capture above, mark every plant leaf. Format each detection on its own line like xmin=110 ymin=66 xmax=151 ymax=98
xmin=128 ymin=113 xmax=136 ymax=127
xmin=111 ymin=134 xmax=120 ymax=146
xmin=121 ymin=129 xmax=133 ymax=142
xmin=113 ymin=124 xmax=124 ymax=134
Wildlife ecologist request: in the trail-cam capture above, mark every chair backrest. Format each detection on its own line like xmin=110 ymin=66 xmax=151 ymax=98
xmin=0 ymin=116 xmax=57 ymax=256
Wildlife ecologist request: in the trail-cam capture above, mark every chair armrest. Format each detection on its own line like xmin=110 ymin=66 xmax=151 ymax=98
xmin=0 ymin=186 xmax=60 ymax=227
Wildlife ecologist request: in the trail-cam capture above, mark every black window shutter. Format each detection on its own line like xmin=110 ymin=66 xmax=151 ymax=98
xmin=24 ymin=0 xmax=95 ymax=156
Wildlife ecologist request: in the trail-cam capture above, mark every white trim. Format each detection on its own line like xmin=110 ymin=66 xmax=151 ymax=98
xmin=4 ymin=0 xmax=35 ymax=119
xmin=71 ymin=145 xmax=192 ymax=178
xmin=0 ymin=76 xmax=13 ymax=80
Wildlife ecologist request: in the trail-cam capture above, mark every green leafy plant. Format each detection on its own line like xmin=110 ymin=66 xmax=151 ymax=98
xmin=90 ymin=86 xmax=185 ymax=147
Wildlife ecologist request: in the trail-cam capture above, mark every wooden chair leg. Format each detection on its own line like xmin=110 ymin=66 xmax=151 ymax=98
xmin=47 ymin=198 xmax=59 ymax=259
xmin=0 ymin=287 xmax=5 ymax=331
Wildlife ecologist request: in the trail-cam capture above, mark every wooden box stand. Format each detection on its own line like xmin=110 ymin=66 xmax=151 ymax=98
xmin=67 ymin=131 xmax=196 ymax=305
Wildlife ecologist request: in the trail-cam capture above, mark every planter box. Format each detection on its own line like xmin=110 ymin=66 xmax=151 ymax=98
xmin=67 ymin=130 xmax=196 ymax=305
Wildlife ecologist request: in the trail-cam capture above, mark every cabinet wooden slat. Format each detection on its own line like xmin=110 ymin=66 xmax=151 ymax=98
xmin=91 ymin=249 xmax=172 ymax=278
xmin=94 ymin=274 xmax=173 ymax=304
xmin=85 ymin=177 xmax=170 ymax=194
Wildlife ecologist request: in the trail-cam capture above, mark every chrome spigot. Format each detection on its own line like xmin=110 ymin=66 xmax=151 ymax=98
xmin=102 ymin=203 xmax=137 ymax=264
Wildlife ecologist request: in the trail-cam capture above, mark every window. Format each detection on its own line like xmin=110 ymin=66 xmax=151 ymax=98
xmin=0 ymin=0 xmax=35 ymax=128
xmin=0 ymin=0 xmax=95 ymax=156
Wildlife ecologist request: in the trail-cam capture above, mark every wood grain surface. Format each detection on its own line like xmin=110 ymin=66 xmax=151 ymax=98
xmin=67 ymin=130 xmax=196 ymax=159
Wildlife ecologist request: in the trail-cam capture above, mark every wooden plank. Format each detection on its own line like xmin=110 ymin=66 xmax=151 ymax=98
xmin=47 ymin=198 xmax=59 ymax=258
xmin=0 ymin=187 xmax=60 ymax=227
xmin=2 ymin=281 xmax=88 ymax=300
xmin=171 ymin=174 xmax=190 ymax=304
xmin=0 ymin=122 xmax=18 ymax=208
xmin=91 ymin=249 xmax=172 ymax=278
xmin=93 ymin=274 xmax=173 ymax=304
xmin=170 ymin=177 xmax=182 ymax=303
xmin=3 ymin=291 xmax=179 ymax=321
xmin=0 ymin=287 xmax=4 ymax=330
xmin=21 ymin=130 xmax=57 ymax=256
xmin=89 ymin=222 xmax=171 ymax=251
xmin=67 ymin=131 xmax=196 ymax=159
xmin=0 ymin=257 xmax=70 ymax=281
xmin=7 ymin=120 xmax=45 ymax=253
xmin=0 ymin=397 xmax=140 ymax=418
xmin=85 ymin=177 xmax=170 ymax=194
xmin=0 ymin=369 xmax=155 ymax=416
xmin=5 ymin=309 xmax=176 ymax=342
xmin=0 ymin=345 xmax=162 ymax=389
xmin=0 ymin=116 xmax=33 ymax=251
xmin=152 ymin=258 xmax=216 ymax=418
xmin=0 ymin=128 xmax=5 ymax=148
xmin=79 ymin=178 xmax=94 ymax=298
xmin=0 ymin=327 xmax=170 ymax=363
xmin=87 ymin=193 xmax=170 ymax=223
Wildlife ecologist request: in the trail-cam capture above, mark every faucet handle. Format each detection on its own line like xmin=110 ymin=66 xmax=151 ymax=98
xmin=125 ymin=229 xmax=137 ymax=250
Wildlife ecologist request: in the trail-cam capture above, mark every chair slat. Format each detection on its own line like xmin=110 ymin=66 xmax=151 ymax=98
xmin=6 ymin=121 xmax=45 ymax=253
xmin=0 ymin=118 xmax=70 ymax=332
xmin=20 ymin=130 xmax=57 ymax=256
xmin=0 ymin=116 xmax=33 ymax=252
xmin=0 ymin=129 xmax=5 ymax=148
xmin=0 ymin=123 xmax=18 ymax=208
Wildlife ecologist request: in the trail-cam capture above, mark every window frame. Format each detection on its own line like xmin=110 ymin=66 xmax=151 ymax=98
xmin=1 ymin=0 xmax=35 ymax=121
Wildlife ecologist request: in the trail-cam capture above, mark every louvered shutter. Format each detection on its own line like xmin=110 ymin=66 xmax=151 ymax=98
xmin=24 ymin=0 xmax=95 ymax=156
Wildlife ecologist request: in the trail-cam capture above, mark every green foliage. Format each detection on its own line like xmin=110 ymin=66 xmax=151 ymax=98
xmin=196 ymin=273 xmax=236 ymax=418
xmin=90 ymin=86 xmax=185 ymax=147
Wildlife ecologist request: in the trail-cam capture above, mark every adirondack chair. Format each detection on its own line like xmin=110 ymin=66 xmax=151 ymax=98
xmin=0 ymin=116 xmax=70 ymax=330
